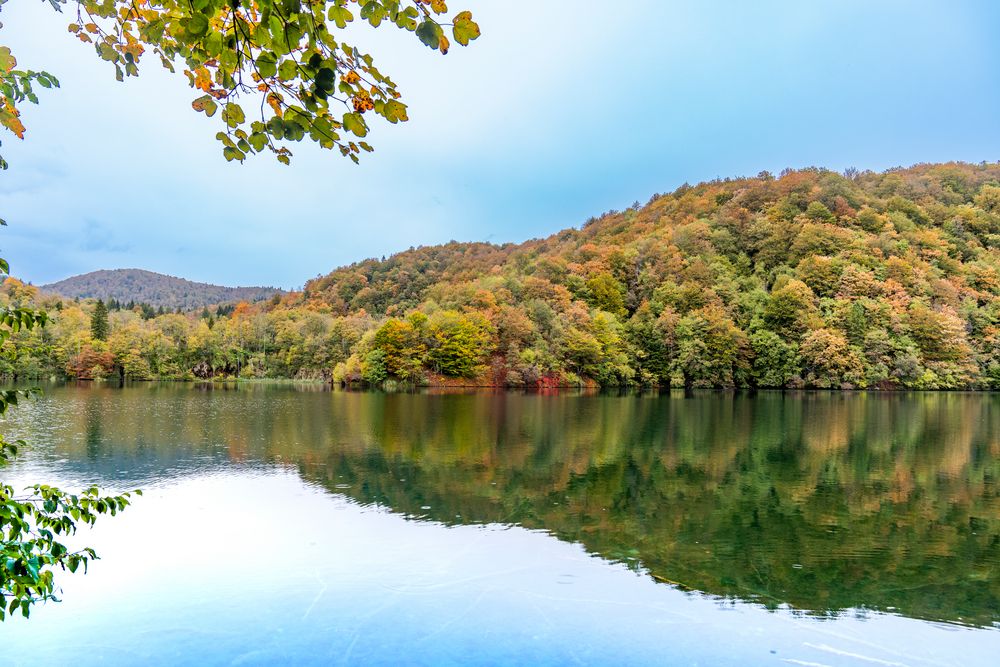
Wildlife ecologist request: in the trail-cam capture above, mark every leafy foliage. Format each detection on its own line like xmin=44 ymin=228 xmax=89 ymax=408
xmin=5 ymin=162 xmax=1000 ymax=388
xmin=0 ymin=0 xmax=481 ymax=166
xmin=0 ymin=262 xmax=138 ymax=621
xmin=0 ymin=0 xmax=484 ymax=622
xmin=0 ymin=40 xmax=59 ymax=172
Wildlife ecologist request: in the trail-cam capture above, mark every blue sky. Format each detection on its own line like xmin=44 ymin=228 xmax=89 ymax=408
xmin=2 ymin=0 xmax=999 ymax=289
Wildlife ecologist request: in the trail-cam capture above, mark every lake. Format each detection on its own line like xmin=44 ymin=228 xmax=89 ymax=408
xmin=0 ymin=384 xmax=998 ymax=665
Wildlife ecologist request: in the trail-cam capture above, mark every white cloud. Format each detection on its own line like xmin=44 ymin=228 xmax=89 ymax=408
xmin=1 ymin=1 xmax=998 ymax=288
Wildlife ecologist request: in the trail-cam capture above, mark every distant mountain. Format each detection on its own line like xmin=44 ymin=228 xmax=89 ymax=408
xmin=41 ymin=269 xmax=284 ymax=310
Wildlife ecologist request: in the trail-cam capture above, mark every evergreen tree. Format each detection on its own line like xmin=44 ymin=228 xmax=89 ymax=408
xmin=90 ymin=300 xmax=110 ymax=341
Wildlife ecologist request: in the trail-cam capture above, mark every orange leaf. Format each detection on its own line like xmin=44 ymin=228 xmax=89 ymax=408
xmin=266 ymin=93 xmax=283 ymax=117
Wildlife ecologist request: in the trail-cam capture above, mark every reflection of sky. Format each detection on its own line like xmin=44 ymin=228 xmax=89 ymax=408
xmin=0 ymin=470 xmax=997 ymax=666
xmin=2 ymin=2 xmax=1000 ymax=288
xmin=1 ymin=384 xmax=998 ymax=664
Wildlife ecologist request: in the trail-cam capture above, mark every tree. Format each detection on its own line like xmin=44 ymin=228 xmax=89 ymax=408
xmin=763 ymin=278 xmax=820 ymax=338
xmin=675 ymin=305 xmax=750 ymax=387
xmin=90 ymin=299 xmax=109 ymax=341
xmin=370 ymin=317 xmax=425 ymax=381
xmin=0 ymin=0 xmax=481 ymax=168
xmin=5 ymin=163 xmax=1000 ymax=392
xmin=0 ymin=262 xmax=138 ymax=620
xmin=799 ymin=328 xmax=864 ymax=388
xmin=624 ymin=305 xmax=677 ymax=385
xmin=586 ymin=273 xmax=627 ymax=318
xmin=749 ymin=329 xmax=799 ymax=388
xmin=426 ymin=310 xmax=494 ymax=378
xmin=0 ymin=0 xmax=485 ymax=619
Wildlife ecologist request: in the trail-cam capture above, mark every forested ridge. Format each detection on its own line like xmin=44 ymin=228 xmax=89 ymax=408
xmin=41 ymin=269 xmax=283 ymax=310
xmin=5 ymin=161 xmax=1000 ymax=388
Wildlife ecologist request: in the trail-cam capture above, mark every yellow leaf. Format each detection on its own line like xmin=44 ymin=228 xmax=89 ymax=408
xmin=1 ymin=111 xmax=26 ymax=139
xmin=267 ymin=93 xmax=284 ymax=117
xmin=194 ymin=67 xmax=212 ymax=92
xmin=0 ymin=47 xmax=15 ymax=73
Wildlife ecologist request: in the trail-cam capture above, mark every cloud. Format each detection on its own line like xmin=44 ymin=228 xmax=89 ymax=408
xmin=79 ymin=219 xmax=131 ymax=254
xmin=1 ymin=1 xmax=999 ymax=289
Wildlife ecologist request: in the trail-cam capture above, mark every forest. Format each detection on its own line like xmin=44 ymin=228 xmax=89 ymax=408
xmin=4 ymin=161 xmax=1000 ymax=389
xmin=40 ymin=268 xmax=284 ymax=310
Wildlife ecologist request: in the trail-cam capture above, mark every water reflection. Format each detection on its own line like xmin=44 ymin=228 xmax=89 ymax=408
xmin=4 ymin=385 xmax=1000 ymax=629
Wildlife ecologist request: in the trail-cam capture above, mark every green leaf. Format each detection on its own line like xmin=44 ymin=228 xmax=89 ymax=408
xmin=205 ymin=32 xmax=223 ymax=57
xmin=223 ymin=146 xmax=245 ymax=162
xmin=191 ymin=94 xmax=218 ymax=117
xmin=415 ymin=21 xmax=443 ymax=50
xmin=256 ymin=53 xmax=278 ymax=79
xmin=99 ymin=44 xmax=118 ymax=62
xmin=452 ymin=11 xmax=480 ymax=46
xmin=221 ymin=103 xmax=245 ymax=128
xmin=316 ymin=67 xmax=336 ymax=87
xmin=266 ymin=117 xmax=286 ymax=137
xmin=282 ymin=121 xmax=305 ymax=141
xmin=396 ymin=6 xmax=419 ymax=30
xmin=186 ymin=15 xmax=210 ymax=38
xmin=343 ymin=112 xmax=367 ymax=137
xmin=248 ymin=132 xmax=268 ymax=152
xmin=328 ymin=5 xmax=354 ymax=29
xmin=361 ymin=1 xmax=385 ymax=27
xmin=278 ymin=59 xmax=297 ymax=82
xmin=383 ymin=100 xmax=408 ymax=124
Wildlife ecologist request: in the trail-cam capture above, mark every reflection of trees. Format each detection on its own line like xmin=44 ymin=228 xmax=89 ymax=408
xmin=18 ymin=386 xmax=1000 ymax=627
xmin=296 ymin=391 xmax=1000 ymax=627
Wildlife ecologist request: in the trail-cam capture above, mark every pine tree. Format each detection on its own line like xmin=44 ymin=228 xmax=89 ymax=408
xmin=90 ymin=300 xmax=110 ymax=341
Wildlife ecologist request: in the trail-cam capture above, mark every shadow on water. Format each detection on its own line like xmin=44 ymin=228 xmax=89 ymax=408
xmin=4 ymin=383 xmax=999 ymax=628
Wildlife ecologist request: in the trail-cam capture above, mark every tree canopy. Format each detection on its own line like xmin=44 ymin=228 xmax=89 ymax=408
xmin=89 ymin=299 xmax=109 ymax=341
xmin=4 ymin=163 xmax=999 ymax=390
xmin=0 ymin=0 xmax=480 ymax=168
xmin=0 ymin=286 xmax=139 ymax=620
xmin=0 ymin=0 xmax=482 ymax=620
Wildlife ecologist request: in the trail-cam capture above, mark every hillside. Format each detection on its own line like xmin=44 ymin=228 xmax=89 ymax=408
xmin=40 ymin=269 xmax=284 ymax=310
xmin=4 ymin=162 xmax=1000 ymax=388
xmin=300 ymin=161 xmax=1000 ymax=388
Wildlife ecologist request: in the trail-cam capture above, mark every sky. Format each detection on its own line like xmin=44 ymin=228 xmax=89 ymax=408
xmin=1 ymin=0 xmax=999 ymax=289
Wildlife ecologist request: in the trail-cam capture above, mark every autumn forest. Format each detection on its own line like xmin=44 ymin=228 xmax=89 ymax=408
xmin=4 ymin=162 xmax=1000 ymax=390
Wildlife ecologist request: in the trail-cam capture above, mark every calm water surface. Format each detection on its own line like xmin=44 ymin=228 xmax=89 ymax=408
xmin=0 ymin=384 xmax=998 ymax=665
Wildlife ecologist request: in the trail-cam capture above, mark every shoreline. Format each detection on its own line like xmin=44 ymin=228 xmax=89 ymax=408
xmin=4 ymin=376 xmax=998 ymax=393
